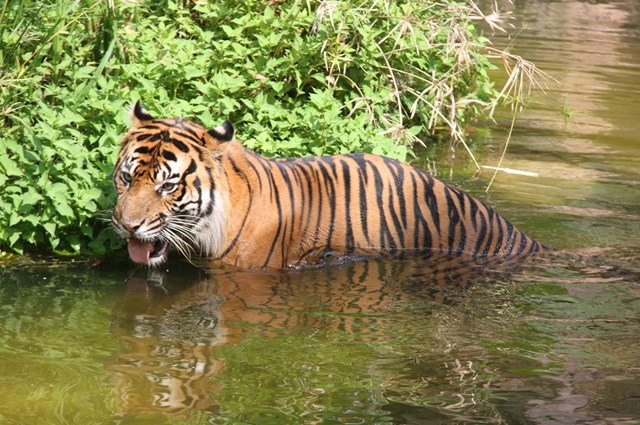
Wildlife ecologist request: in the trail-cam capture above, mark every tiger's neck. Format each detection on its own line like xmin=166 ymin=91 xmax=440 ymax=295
xmin=208 ymin=144 xmax=309 ymax=269
xmin=207 ymin=143 xmax=266 ymax=267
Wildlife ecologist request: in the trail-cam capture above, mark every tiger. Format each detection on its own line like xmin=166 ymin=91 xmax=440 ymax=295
xmin=112 ymin=102 xmax=542 ymax=270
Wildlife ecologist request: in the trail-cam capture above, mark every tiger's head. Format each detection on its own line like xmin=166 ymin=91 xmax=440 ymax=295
xmin=112 ymin=102 xmax=233 ymax=266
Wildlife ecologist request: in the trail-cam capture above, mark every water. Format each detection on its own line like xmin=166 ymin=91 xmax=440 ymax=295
xmin=1 ymin=0 xmax=640 ymax=423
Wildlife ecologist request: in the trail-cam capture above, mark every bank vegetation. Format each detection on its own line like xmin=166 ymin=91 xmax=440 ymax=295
xmin=0 ymin=0 xmax=542 ymax=255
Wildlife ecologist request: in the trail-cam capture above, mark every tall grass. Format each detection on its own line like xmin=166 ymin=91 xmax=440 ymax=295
xmin=0 ymin=0 xmax=546 ymax=256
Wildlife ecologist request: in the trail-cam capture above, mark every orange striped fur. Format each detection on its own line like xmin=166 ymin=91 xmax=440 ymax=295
xmin=112 ymin=103 xmax=541 ymax=270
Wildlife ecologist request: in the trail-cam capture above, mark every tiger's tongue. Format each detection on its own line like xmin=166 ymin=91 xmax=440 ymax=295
xmin=128 ymin=238 xmax=153 ymax=264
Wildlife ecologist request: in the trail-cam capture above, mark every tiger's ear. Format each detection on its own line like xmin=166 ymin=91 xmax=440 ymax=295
xmin=130 ymin=101 xmax=154 ymax=127
xmin=208 ymin=121 xmax=234 ymax=143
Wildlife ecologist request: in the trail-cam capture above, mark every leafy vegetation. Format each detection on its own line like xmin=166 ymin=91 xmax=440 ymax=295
xmin=0 ymin=0 xmax=539 ymax=255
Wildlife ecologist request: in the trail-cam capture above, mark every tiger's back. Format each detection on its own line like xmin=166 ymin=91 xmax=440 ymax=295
xmin=217 ymin=146 xmax=541 ymax=269
xmin=112 ymin=103 xmax=542 ymax=270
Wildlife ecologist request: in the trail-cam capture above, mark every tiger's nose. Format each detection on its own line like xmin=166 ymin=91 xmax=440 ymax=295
xmin=121 ymin=219 xmax=144 ymax=234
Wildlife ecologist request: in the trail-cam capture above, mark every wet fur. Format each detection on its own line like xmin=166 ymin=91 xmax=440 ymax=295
xmin=112 ymin=103 xmax=542 ymax=269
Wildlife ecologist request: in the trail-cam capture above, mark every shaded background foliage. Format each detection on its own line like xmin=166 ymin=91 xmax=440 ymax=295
xmin=0 ymin=0 xmax=500 ymax=255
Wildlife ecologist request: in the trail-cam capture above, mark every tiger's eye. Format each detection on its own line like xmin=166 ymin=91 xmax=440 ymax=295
xmin=161 ymin=182 xmax=177 ymax=193
xmin=121 ymin=171 xmax=133 ymax=185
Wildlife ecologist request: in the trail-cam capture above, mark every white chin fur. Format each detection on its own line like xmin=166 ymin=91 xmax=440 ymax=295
xmin=147 ymin=251 xmax=169 ymax=267
xmin=192 ymin=190 xmax=227 ymax=259
xmin=139 ymin=191 xmax=227 ymax=264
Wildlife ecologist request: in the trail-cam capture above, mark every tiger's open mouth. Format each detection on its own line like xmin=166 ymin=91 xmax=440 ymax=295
xmin=127 ymin=238 xmax=170 ymax=265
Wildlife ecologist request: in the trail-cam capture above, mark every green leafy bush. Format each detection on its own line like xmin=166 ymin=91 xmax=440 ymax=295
xmin=0 ymin=0 xmax=522 ymax=255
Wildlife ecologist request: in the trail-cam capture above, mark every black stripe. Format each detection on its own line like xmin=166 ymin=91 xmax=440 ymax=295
xmin=492 ymin=214 xmax=505 ymax=255
xmin=295 ymin=163 xmax=315 ymax=242
xmin=340 ymin=159 xmax=355 ymax=252
xmin=382 ymin=159 xmax=405 ymax=246
xmin=177 ymin=121 xmax=202 ymax=140
xmin=193 ymin=175 xmax=202 ymax=191
xmin=276 ymin=162 xmax=297 ymax=246
xmin=473 ymin=206 xmax=489 ymax=255
xmin=482 ymin=208 xmax=496 ymax=256
xmin=469 ymin=193 xmax=480 ymax=233
xmin=351 ymin=154 xmax=371 ymax=245
xmin=503 ymin=220 xmax=516 ymax=256
xmin=385 ymin=158 xmax=408 ymax=229
xmin=290 ymin=163 xmax=305 ymax=210
xmin=217 ymin=160 xmax=252 ymax=259
xmin=158 ymin=159 xmax=171 ymax=178
xmin=174 ymin=130 xmax=201 ymax=145
xmin=245 ymin=152 xmax=264 ymax=194
xmin=255 ymin=154 xmax=277 ymax=202
xmin=414 ymin=171 xmax=438 ymax=250
xmin=288 ymin=164 xmax=306 ymax=238
xmin=202 ymin=166 xmax=216 ymax=216
xmin=161 ymin=149 xmax=177 ymax=162
xmin=444 ymin=187 xmax=462 ymax=255
xmin=316 ymin=159 xmax=337 ymax=247
xmin=134 ymin=146 xmax=152 ymax=154
xmin=148 ymin=132 xmax=163 ymax=143
xmin=454 ymin=191 xmax=468 ymax=254
xmin=184 ymin=159 xmax=197 ymax=176
xmin=410 ymin=173 xmax=431 ymax=250
xmin=386 ymin=185 xmax=404 ymax=248
xmin=135 ymin=133 xmax=154 ymax=142
xmin=263 ymin=162 xmax=284 ymax=268
xmin=280 ymin=220 xmax=288 ymax=266
xmin=172 ymin=138 xmax=190 ymax=153
xmin=367 ymin=160 xmax=395 ymax=252
xmin=145 ymin=217 xmax=163 ymax=232
xmin=309 ymin=164 xmax=324 ymax=248
xmin=513 ymin=228 xmax=522 ymax=255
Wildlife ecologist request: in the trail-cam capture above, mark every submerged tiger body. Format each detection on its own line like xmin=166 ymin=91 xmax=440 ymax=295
xmin=112 ymin=102 xmax=542 ymax=270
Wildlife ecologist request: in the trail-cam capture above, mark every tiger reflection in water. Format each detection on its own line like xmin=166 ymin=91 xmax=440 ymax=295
xmin=110 ymin=253 xmax=518 ymax=416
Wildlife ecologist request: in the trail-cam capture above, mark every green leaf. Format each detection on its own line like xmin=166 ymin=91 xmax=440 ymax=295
xmin=0 ymin=156 xmax=21 ymax=177
xmin=43 ymin=222 xmax=57 ymax=237
xmin=57 ymin=199 xmax=75 ymax=219
xmin=22 ymin=187 xmax=44 ymax=206
xmin=8 ymin=232 xmax=21 ymax=249
xmin=8 ymin=211 xmax=22 ymax=226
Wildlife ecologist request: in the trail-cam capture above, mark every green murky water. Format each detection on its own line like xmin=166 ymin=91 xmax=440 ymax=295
xmin=2 ymin=0 xmax=640 ymax=423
